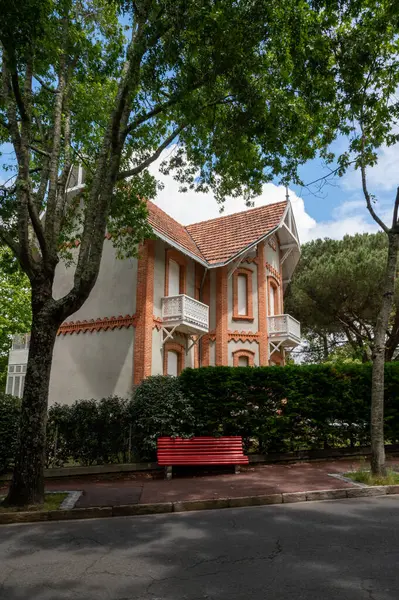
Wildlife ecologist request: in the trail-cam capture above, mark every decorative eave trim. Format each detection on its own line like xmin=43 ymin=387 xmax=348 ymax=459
xmin=58 ymin=314 xmax=137 ymax=335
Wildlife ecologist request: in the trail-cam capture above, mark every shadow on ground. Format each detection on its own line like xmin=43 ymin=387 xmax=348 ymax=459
xmin=1 ymin=495 xmax=399 ymax=600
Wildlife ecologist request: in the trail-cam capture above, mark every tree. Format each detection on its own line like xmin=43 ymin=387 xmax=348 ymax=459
xmin=0 ymin=248 xmax=32 ymax=390
xmin=0 ymin=0 xmax=339 ymax=505
xmin=285 ymin=233 xmax=399 ymax=364
xmin=310 ymin=0 xmax=399 ymax=475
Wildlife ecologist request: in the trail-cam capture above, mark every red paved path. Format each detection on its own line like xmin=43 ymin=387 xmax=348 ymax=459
xmin=3 ymin=459 xmax=397 ymax=508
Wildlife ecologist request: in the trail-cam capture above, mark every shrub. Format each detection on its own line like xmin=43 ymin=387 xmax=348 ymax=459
xmin=0 ymin=393 xmax=20 ymax=474
xmin=179 ymin=363 xmax=399 ymax=453
xmin=128 ymin=375 xmax=195 ymax=460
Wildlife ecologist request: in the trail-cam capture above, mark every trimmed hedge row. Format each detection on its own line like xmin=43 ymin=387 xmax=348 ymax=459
xmin=179 ymin=364 xmax=399 ymax=453
xmin=1 ymin=362 xmax=399 ymax=470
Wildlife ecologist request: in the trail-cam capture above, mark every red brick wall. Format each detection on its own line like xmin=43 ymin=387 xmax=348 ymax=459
xmin=215 ymin=266 xmax=228 ymax=365
xmin=133 ymin=239 xmax=155 ymax=384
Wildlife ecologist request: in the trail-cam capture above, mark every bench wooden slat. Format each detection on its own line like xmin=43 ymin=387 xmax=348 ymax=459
xmin=157 ymin=436 xmax=249 ymax=467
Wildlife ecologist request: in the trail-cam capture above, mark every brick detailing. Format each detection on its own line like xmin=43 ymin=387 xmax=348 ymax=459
xmin=134 ymin=239 xmax=155 ymax=384
xmin=232 ymin=349 xmax=255 ymax=367
xmin=194 ymin=263 xmax=204 ymax=369
xmin=201 ymin=271 xmax=211 ymax=366
xmin=164 ymin=248 xmax=187 ymax=296
xmin=163 ymin=341 xmax=185 ymax=375
xmin=153 ymin=316 xmax=163 ymax=330
xmin=57 ymin=315 xmax=137 ymax=335
xmin=257 ymin=242 xmax=268 ymax=365
xmin=215 ymin=266 xmax=228 ymax=365
xmin=232 ymin=267 xmax=254 ymax=321
xmin=228 ymin=330 xmax=260 ymax=342
xmin=265 ymin=262 xmax=281 ymax=282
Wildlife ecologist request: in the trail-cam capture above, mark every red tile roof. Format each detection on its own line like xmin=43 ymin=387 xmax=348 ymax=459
xmin=146 ymin=201 xmax=206 ymax=262
xmin=146 ymin=199 xmax=287 ymax=266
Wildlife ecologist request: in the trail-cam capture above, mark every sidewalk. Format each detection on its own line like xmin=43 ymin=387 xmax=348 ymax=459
xmin=3 ymin=459 xmax=396 ymax=508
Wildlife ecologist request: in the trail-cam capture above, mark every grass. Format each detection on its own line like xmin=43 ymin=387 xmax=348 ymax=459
xmin=345 ymin=467 xmax=399 ymax=486
xmin=0 ymin=492 xmax=68 ymax=512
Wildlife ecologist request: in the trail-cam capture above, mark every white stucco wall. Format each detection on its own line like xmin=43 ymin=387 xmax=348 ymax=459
xmin=53 ymin=240 xmax=137 ymax=321
xmin=49 ymin=328 xmax=134 ymax=405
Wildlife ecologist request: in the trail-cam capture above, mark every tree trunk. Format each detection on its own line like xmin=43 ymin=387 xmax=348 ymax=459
xmin=3 ymin=305 xmax=59 ymax=506
xmin=370 ymin=231 xmax=399 ymax=476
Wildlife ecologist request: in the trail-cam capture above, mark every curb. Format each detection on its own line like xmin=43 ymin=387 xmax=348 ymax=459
xmin=1 ymin=486 xmax=399 ymax=525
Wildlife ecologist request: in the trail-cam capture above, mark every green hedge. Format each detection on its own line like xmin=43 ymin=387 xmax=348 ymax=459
xmin=1 ymin=363 xmax=399 ymax=471
xmin=179 ymin=363 xmax=399 ymax=453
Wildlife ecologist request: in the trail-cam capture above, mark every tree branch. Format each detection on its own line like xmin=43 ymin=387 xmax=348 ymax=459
xmin=117 ymin=123 xmax=186 ymax=180
xmin=392 ymin=187 xmax=399 ymax=230
xmin=27 ymin=190 xmax=48 ymax=261
xmin=33 ymin=75 xmax=58 ymax=94
xmin=360 ymin=135 xmax=389 ymax=233
xmin=29 ymin=144 xmax=51 ymax=158
xmin=0 ymin=226 xmax=21 ymax=259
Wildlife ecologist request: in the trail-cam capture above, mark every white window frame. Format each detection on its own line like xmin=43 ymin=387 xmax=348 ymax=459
xmin=6 ymin=364 xmax=26 ymax=398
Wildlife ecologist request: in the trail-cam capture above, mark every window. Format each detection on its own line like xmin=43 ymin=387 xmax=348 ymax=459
xmin=163 ymin=342 xmax=185 ymax=376
xmin=168 ymin=260 xmax=180 ymax=296
xmin=6 ymin=364 xmax=26 ymax=398
xmin=233 ymin=268 xmax=253 ymax=321
xmin=233 ymin=349 xmax=255 ymax=367
xmin=167 ymin=351 xmax=179 ymax=376
xmin=165 ymin=250 xmax=186 ymax=297
xmin=268 ymin=279 xmax=279 ymax=316
xmin=238 ymin=355 xmax=249 ymax=367
xmin=237 ymin=275 xmax=247 ymax=315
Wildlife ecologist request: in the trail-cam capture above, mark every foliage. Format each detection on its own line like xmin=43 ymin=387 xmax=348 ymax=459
xmin=0 ymin=248 xmax=31 ymax=389
xmin=0 ymin=393 xmax=20 ymax=474
xmin=285 ymin=233 xmax=398 ymax=363
xmin=345 ymin=467 xmax=399 ymax=487
xmin=128 ymin=376 xmax=195 ymax=461
xmin=2 ymin=363 xmax=399 ymax=469
xmin=47 ymin=396 xmax=129 ymax=466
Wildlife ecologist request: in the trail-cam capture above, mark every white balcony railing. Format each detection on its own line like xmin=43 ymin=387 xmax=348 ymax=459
xmin=162 ymin=294 xmax=209 ymax=333
xmin=11 ymin=333 xmax=31 ymax=350
xmin=268 ymin=314 xmax=301 ymax=345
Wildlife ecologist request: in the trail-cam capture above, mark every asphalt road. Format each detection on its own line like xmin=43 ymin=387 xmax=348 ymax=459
xmin=1 ymin=496 xmax=399 ymax=600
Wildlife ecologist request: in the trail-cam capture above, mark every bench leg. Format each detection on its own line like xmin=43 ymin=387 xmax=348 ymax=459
xmin=234 ymin=465 xmax=240 ymax=475
xmin=165 ymin=466 xmax=173 ymax=480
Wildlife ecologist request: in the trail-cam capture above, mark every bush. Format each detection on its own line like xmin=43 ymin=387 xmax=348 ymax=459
xmin=128 ymin=375 xmax=195 ymax=460
xmin=0 ymin=393 xmax=20 ymax=474
xmin=47 ymin=396 xmax=129 ymax=466
xmin=179 ymin=363 xmax=399 ymax=454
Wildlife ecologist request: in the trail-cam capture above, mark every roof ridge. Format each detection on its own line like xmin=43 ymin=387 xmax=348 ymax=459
xmin=186 ymin=199 xmax=288 ymax=229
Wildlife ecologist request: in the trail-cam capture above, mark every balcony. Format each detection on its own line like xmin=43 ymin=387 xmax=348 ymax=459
xmin=161 ymin=294 xmax=209 ymax=336
xmin=268 ymin=314 xmax=301 ymax=347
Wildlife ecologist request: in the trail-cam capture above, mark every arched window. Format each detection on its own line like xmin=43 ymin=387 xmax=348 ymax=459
xmin=233 ymin=268 xmax=253 ymax=321
xmin=163 ymin=342 xmax=185 ymax=376
xmin=165 ymin=249 xmax=186 ymax=297
xmin=268 ymin=278 xmax=280 ymax=316
xmin=232 ymin=349 xmax=255 ymax=367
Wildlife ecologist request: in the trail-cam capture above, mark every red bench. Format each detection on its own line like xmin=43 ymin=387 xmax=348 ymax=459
xmin=157 ymin=436 xmax=249 ymax=479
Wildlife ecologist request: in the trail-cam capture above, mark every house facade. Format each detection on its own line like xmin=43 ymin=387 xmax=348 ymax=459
xmin=6 ymin=183 xmax=301 ymax=405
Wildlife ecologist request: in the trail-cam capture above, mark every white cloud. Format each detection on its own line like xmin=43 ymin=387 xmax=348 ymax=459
xmin=343 ymin=142 xmax=399 ymax=192
xmin=149 ymin=154 xmax=381 ymax=245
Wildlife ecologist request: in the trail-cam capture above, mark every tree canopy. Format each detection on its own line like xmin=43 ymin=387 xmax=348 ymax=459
xmin=285 ymin=233 xmax=399 ymax=363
